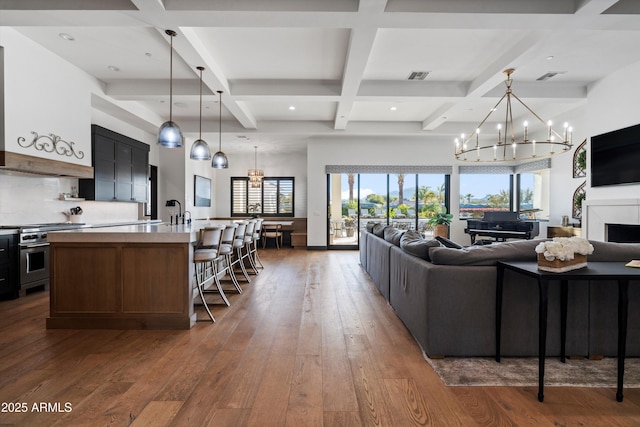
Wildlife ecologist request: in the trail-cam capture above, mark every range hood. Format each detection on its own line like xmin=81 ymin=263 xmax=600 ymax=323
xmin=0 ymin=151 xmax=93 ymax=178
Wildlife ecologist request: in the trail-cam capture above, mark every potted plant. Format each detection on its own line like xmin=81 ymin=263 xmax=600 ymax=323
xmin=577 ymin=150 xmax=586 ymax=170
xmin=428 ymin=207 xmax=453 ymax=238
xmin=344 ymin=217 xmax=356 ymax=237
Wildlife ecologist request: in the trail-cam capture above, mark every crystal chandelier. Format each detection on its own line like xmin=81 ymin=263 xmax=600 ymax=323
xmin=454 ymin=68 xmax=573 ymax=162
xmin=248 ymin=146 xmax=264 ymax=188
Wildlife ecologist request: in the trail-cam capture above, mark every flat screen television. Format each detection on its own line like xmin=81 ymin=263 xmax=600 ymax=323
xmin=591 ymin=123 xmax=640 ymax=187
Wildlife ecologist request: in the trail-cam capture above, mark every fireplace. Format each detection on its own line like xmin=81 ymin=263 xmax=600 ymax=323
xmin=584 ymin=198 xmax=640 ymax=241
xmin=606 ymin=223 xmax=640 ymax=243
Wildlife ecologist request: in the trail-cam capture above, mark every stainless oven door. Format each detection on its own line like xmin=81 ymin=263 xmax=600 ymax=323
xmin=20 ymin=243 xmax=50 ymax=286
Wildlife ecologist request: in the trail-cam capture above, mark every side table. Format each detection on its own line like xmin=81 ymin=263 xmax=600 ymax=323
xmin=496 ymin=261 xmax=640 ymax=402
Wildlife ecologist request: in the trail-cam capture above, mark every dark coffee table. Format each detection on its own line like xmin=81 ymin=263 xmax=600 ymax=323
xmin=496 ymin=260 xmax=640 ymax=402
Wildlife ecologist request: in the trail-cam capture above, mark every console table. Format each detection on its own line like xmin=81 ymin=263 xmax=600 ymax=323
xmin=496 ymin=261 xmax=640 ymax=402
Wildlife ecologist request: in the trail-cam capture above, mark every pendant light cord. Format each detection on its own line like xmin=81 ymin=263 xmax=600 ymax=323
xmin=197 ymin=66 xmax=203 ymax=139
xmin=218 ymin=91 xmax=223 ymax=151
xmin=169 ymin=32 xmax=173 ymax=122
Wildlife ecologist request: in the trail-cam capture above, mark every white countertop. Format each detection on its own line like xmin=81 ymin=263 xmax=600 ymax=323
xmin=46 ymin=219 xmax=241 ymax=244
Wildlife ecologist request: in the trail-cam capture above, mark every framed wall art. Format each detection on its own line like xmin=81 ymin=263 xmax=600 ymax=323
xmin=194 ymin=175 xmax=211 ymax=207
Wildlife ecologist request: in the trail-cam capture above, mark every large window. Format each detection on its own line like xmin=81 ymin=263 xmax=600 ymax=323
xmin=231 ymin=177 xmax=294 ymax=217
xmin=517 ymin=169 xmax=550 ymax=220
xmin=459 ymin=173 xmax=512 ymax=219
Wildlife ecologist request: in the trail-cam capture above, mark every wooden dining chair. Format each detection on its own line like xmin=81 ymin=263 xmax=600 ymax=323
xmin=262 ymin=223 xmax=283 ymax=249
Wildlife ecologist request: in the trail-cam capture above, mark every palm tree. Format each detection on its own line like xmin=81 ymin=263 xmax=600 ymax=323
xmin=397 ymin=174 xmax=405 ymax=204
xmin=488 ymin=190 xmax=510 ymax=208
xmin=347 ymin=173 xmax=355 ymax=202
xmin=520 ymin=188 xmax=534 ymax=205
xmin=464 ymin=193 xmax=474 ymax=204
xmin=437 ymin=183 xmax=445 ymax=204
xmin=418 ymin=186 xmax=437 ymax=204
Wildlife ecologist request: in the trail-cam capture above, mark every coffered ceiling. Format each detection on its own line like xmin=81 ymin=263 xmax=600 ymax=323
xmin=3 ymin=0 xmax=640 ymax=154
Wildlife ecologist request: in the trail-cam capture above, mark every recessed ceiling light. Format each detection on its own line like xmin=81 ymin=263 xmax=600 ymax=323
xmin=107 ymin=65 xmax=120 ymax=72
xmin=546 ymin=55 xmax=555 ymax=61
xmin=390 ymin=106 xmax=397 ymax=111
xmin=58 ymin=33 xmax=75 ymax=41
xmin=288 ymin=106 xmax=296 ymax=111
xmin=174 ymin=102 xmax=188 ymax=108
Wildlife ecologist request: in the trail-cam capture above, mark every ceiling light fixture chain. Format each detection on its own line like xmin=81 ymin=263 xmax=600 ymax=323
xmin=454 ymin=68 xmax=573 ymax=162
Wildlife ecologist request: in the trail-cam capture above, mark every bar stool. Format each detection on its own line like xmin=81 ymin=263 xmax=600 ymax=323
xmin=252 ymin=218 xmax=264 ymax=269
xmin=219 ymin=224 xmax=243 ymax=293
xmin=231 ymin=221 xmax=252 ymax=283
xmin=193 ymin=226 xmax=228 ymax=322
xmin=242 ymin=220 xmax=260 ymax=275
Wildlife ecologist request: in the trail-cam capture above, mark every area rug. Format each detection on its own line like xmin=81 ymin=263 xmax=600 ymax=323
xmin=426 ymin=356 xmax=640 ymax=387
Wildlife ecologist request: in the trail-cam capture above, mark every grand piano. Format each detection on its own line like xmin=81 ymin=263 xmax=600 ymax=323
xmin=464 ymin=211 xmax=539 ymax=244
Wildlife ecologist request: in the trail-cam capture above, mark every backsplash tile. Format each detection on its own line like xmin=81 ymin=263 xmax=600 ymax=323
xmin=0 ymin=171 xmax=139 ymax=225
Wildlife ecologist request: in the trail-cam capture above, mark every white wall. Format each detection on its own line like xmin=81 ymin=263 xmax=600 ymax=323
xmin=585 ymin=60 xmax=640 ymax=202
xmin=0 ymin=28 xmax=98 ymax=167
xmin=548 ymin=106 xmax=588 ymax=228
xmin=213 ymin=148 xmax=308 ymax=218
xmin=184 ymin=151 xmax=218 ymax=221
xmin=0 ymin=29 xmax=141 ymax=225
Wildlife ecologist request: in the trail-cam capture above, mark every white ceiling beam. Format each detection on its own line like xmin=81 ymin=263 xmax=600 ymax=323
xmin=334 ymin=0 xmax=388 ymax=130
xmin=178 ymin=27 xmax=257 ymax=129
xmin=575 ymin=0 xmax=621 ymax=15
xmin=422 ymin=103 xmax=455 ymax=131
xmin=128 ymin=0 xmax=259 ymax=129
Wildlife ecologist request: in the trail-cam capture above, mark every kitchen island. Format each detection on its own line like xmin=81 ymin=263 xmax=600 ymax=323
xmin=46 ymin=220 xmax=237 ymax=329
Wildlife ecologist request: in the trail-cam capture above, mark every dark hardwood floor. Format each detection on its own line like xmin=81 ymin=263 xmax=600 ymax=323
xmin=0 ymin=249 xmax=639 ymax=426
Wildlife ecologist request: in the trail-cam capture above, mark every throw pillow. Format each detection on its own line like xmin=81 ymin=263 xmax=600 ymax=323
xmin=436 ymin=235 xmax=465 ymax=249
xmin=429 ymin=239 xmax=541 ymax=265
xmin=384 ymin=227 xmax=405 ymax=246
xmin=400 ymin=229 xmax=442 ymax=261
xmin=372 ymin=223 xmax=388 ymax=238
xmin=366 ymin=222 xmax=379 ymax=233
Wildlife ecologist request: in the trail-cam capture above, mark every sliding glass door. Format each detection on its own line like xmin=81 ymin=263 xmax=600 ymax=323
xmin=327 ymin=170 xmax=450 ymax=249
xmin=327 ymin=173 xmax=360 ymax=249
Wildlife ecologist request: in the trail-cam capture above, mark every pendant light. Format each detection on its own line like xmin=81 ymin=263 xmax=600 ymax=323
xmin=248 ymin=146 xmax=264 ymax=187
xmin=189 ymin=66 xmax=211 ymax=160
xmin=212 ymin=90 xmax=228 ymax=169
xmin=158 ymin=29 xmax=184 ymax=148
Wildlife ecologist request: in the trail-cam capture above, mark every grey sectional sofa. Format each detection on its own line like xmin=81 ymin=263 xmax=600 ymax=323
xmin=361 ymin=225 xmax=640 ymax=358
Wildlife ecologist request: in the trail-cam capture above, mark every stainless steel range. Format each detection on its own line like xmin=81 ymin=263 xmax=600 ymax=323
xmin=2 ymin=223 xmax=86 ymax=294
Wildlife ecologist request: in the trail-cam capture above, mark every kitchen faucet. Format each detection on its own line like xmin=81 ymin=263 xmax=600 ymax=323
xmin=165 ymin=199 xmax=182 ymax=225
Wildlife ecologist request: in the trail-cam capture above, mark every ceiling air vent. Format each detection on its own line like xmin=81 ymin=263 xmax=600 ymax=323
xmin=407 ymin=71 xmax=430 ymax=80
xmin=536 ymin=71 xmax=566 ymax=81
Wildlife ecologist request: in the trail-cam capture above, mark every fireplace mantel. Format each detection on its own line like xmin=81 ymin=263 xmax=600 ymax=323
xmin=584 ymin=199 xmax=640 ymax=241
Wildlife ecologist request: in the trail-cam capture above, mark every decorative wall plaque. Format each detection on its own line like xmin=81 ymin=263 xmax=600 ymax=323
xmin=17 ymin=131 xmax=85 ymax=159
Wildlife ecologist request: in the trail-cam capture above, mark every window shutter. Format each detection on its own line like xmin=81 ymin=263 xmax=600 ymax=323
xmin=232 ymin=179 xmax=248 ymax=214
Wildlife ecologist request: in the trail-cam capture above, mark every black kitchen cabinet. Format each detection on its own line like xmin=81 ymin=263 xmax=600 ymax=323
xmin=0 ymin=234 xmax=19 ymax=300
xmin=80 ymin=125 xmax=149 ymax=202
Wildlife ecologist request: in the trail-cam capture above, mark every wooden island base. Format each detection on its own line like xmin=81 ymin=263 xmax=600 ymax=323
xmin=48 ymin=242 xmax=194 ymax=329
xmin=47 ymin=227 xmax=197 ymax=329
